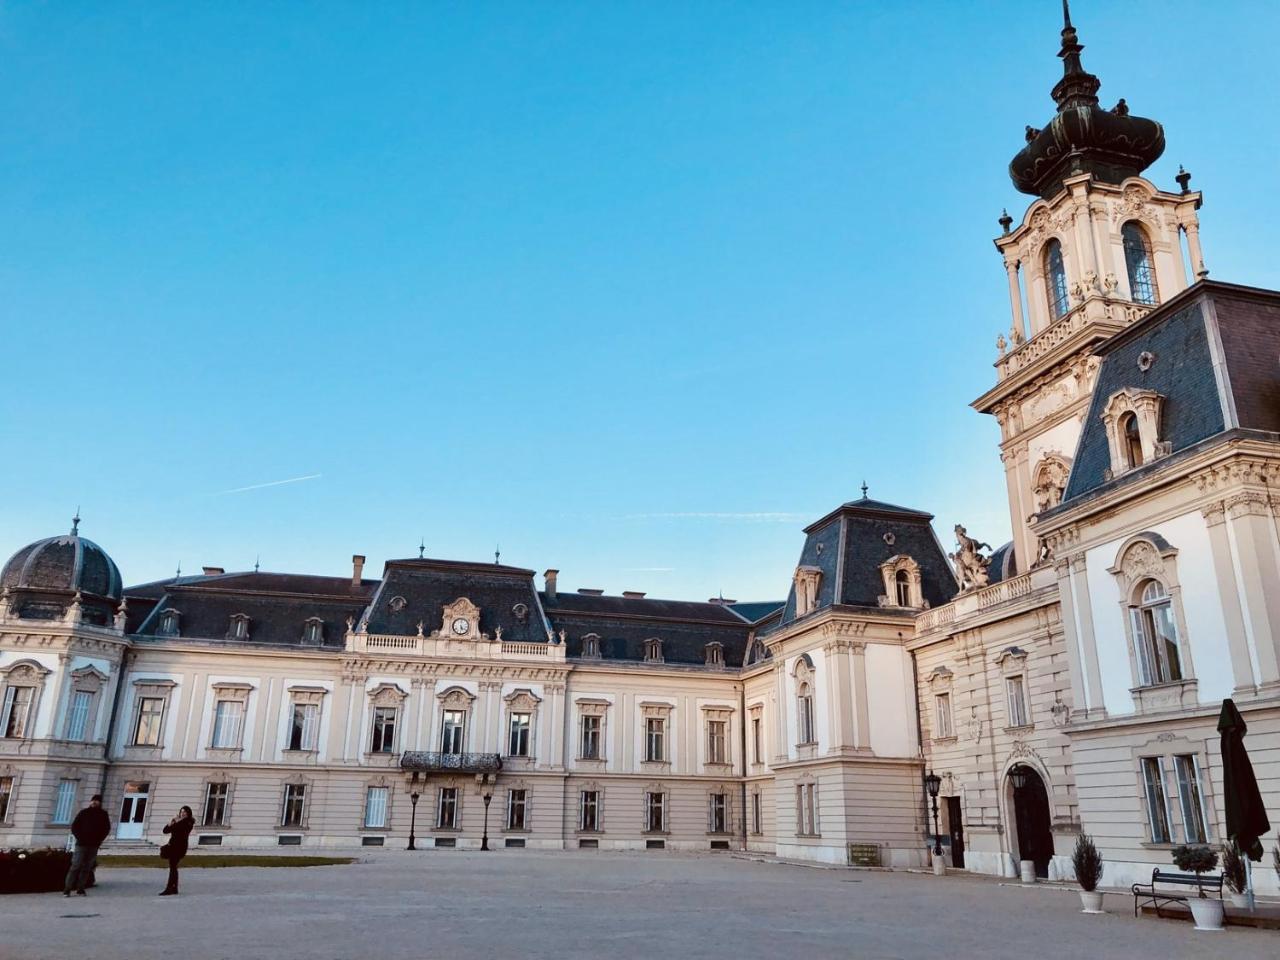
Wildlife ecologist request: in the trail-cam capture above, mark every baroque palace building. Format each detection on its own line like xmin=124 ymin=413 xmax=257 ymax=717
xmin=2 ymin=8 xmax=1278 ymax=891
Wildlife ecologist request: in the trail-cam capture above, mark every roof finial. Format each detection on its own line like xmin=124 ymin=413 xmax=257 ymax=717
xmin=1062 ymin=0 xmax=1073 ymax=30
xmin=495 ymin=544 xmax=501 ymax=565
xmin=418 ymin=536 xmax=425 ymax=559
xmin=70 ymin=507 xmax=80 ymax=536
xmin=861 ymin=481 xmax=869 ymax=499
xmin=1176 ymin=164 xmax=1192 ymax=194
xmin=254 ymin=554 xmax=260 ymax=573
xmin=175 ymin=561 xmax=182 ymax=580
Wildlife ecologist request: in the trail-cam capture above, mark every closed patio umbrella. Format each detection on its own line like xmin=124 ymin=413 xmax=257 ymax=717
xmin=1217 ymin=698 xmax=1270 ymax=862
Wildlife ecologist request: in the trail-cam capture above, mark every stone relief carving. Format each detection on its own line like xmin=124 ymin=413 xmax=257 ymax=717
xmin=1032 ymin=454 xmax=1072 ymax=512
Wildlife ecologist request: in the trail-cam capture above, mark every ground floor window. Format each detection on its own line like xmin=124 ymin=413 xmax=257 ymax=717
xmin=52 ymin=779 xmax=77 ymax=825
xmin=1140 ymin=757 xmax=1172 ymax=843
xmin=796 ymin=782 xmax=817 ymax=836
xmin=0 ymin=775 xmax=12 ymax=822
xmin=645 ymin=792 xmax=665 ymax=833
xmin=506 ymin=789 xmax=527 ymax=831
xmin=1173 ymin=754 xmax=1209 ymax=843
xmin=203 ymin=782 xmax=229 ymax=826
xmin=708 ymin=793 xmax=728 ymax=834
xmin=437 ymin=787 xmax=458 ymax=829
xmin=751 ymin=792 xmax=762 ymax=835
xmin=281 ymin=784 xmax=307 ymax=827
xmin=364 ymin=786 xmax=389 ymax=829
xmin=579 ymin=790 xmax=599 ymax=832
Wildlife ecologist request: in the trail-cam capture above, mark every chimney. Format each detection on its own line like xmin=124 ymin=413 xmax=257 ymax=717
xmin=708 ymin=597 xmax=738 ymax=606
xmin=352 ymin=554 xmax=366 ymax=587
xmin=577 ymin=588 xmax=605 ymax=596
xmin=544 ymin=569 xmax=558 ymax=601
xmin=622 ymin=591 xmax=646 ymax=600
xmin=202 ymin=566 xmax=224 ymax=576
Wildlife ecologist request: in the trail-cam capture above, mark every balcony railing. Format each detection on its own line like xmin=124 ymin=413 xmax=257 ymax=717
xmin=347 ymin=633 xmax=566 ymax=661
xmin=400 ymin=752 xmax=503 ymax=774
xmin=914 ymin=567 xmax=1053 ymax=633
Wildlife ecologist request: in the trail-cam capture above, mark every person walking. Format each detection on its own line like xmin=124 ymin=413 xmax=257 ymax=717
xmin=158 ymin=805 xmax=195 ymax=896
xmin=63 ymin=794 xmax=111 ymax=897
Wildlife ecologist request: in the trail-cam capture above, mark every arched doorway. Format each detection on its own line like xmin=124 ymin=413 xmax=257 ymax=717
xmin=1009 ymin=765 xmax=1053 ymax=878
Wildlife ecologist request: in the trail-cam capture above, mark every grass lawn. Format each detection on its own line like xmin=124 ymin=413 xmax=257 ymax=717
xmin=97 ymin=854 xmax=354 ymax=869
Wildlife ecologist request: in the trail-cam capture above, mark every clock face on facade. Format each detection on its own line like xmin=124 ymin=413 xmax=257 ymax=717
xmin=451 ymin=617 xmax=470 ymax=636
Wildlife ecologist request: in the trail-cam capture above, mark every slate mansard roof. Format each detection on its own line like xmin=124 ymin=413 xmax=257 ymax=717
xmin=1057 ymin=281 xmax=1280 ymax=508
xmin=772 ymin=496 xmax=958 ymax=630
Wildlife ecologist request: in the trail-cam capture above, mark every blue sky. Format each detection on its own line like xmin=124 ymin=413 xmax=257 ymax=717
xmin=3 ymin=1 xmax=1278 ymax=602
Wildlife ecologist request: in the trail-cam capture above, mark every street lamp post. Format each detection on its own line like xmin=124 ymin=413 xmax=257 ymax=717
xmin=407 ymin=791 xmax=420 ymax=851
xmin=477 ymin=772 xmax=496 ymax=851
xmin=924 ymin=770 xmax=943 ymax=860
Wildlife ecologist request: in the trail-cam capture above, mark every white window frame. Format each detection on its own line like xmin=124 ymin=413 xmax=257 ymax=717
xmin=1140 ymin=756 xmax=1173 ymax=844
xmin=707 ymin=792 xmax=728 ymax=834
xmin=644 ymin=717 xmax=666 ymax=763
xmin=579 ymin=789 xmax=600 ymax=832
xmin=934 ymin=692 xmax=953 ymax=739
xmin=2 ymin=686 xmax=34 ymax=739
xmin=751 ymin=791 xmax=762 ymax=835
xmin=437 ymin=786 xmax=458 ymax=829
xmin=441 ymin=710 xmax=466 ymax=755
xmin=211 ymin=698 xmax=245 ymax=749
xmin=797 ymin=685 xmax=815 ymax=745
xmin=579 ymin=714 xmax=601 ymax=760
xmin=65 ymin=690 xmax=93 ymax=742
xmin=751 ymin=715 xmax=762 ymax=765
xmin=133 ymin=695 xmax=167 ymax=746
xmin=1005 ymin=676 xmax=1029 ymax=728
xmin=0 ymin=775 xmax=14 ymax=823
xmin=281 ymin=783 xmax=307 ymax=827
xmin=1174 ymin=754 xmax=1209 ymax=844
xmin=644 ymin=791 xmax=666 ymax=833
xmin=370 ymin=706 xmax=397 ymax=753
xmin=796 ymin=782 xmax=818 ymax=837
xmin=289 ymin=702 xmax=320 ymax=752
xmin=203 ymin=781 xmax=230 ymax=826
xmin=364 ymin=786 xmax=389 ymax=829
xmin=508 ymin=712 xmax=531 ymax=758
xmin=52 ymin=778 xmax=77 ymax=825
xmin=707 ymin=719 xmax=728 ymax=765
xmin=506 ymin=788 xmax=527 ymax=831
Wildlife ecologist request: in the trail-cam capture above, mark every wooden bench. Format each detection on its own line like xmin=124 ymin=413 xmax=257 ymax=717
xmin=1131 ymin=869 xmax=1224 ymax=917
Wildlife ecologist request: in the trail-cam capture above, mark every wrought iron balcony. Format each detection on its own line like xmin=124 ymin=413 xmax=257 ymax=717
xmin=399 ymin=751 xmax=503 ymax=774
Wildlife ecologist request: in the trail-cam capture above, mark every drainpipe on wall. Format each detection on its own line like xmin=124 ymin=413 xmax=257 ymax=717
xmin=98 ymin=648 xmax=132 ymax=797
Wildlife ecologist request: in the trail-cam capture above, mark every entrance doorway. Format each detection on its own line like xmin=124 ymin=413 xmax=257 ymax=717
xmin=1009 ymin=766 xmax=1052 ymax=878
xmin=117 ymin=781 xmax=150 ymax=840
xmin=945 ymin=796 xmax=965 ymax=869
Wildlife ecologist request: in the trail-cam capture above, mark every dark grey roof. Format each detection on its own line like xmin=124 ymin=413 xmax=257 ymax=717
xmin=542 ymin=592 xmax=751 ymax=667
xmin=726 ymin=601 xmax=786 ymax=623
xmin=2 ymin=528 xmax=122 ymax=602
xmin=987 ymin=542 xmax=1017 ymax=586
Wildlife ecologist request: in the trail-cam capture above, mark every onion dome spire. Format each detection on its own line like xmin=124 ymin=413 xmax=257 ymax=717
xmin=1009 ymin=2 xmax=1165 ymax=199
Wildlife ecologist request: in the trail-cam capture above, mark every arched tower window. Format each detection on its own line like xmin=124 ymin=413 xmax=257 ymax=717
xmin=1122 ymin=222 xmax=1159 ymax=305
xmin=1121 ymin=412 xmax=1143 ymax=468
xmin=1043 ymin=239 xmax=1070 ymax=320
xmin=1134 ymin=579 xmax=1182 ymax=686
xmin=895 ymin=569 xmax=911 ymax=607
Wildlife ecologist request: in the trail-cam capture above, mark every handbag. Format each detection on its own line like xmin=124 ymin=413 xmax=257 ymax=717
xmin=159 ymin=843 xmax=171 ymax=859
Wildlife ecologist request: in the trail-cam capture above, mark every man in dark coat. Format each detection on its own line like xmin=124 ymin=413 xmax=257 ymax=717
xmin=63 ymin=794 xmax=111 ymax=896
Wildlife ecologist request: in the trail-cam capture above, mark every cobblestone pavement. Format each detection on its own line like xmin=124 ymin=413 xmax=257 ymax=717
xmin=2 ymin=851 xmax=1275 ymax=960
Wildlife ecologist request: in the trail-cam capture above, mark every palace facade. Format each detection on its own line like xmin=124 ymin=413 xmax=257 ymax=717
xmin=2 ymin=8 xmax=1278 ymax=892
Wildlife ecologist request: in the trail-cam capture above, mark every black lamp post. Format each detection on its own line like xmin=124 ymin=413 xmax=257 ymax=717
xmin=477 ymin=772 xmax=496 ymax=851
xmin=407 ymin=791 xmax=420 ymax=851
xmin=924 ymin=770 xmax=943 ymax=857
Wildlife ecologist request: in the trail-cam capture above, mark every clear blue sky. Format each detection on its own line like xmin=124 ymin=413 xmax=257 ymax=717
xmin=3 ymin=1 xmax=1278 ymax=602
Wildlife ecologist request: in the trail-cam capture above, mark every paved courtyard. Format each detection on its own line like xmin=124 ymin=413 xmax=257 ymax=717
xmin=2 ymin=851 xmax=1275 ymax=960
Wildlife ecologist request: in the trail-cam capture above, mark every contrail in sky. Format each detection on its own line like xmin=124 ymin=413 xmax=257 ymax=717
xmin=216 ymin=474 xmax=322 ymax=495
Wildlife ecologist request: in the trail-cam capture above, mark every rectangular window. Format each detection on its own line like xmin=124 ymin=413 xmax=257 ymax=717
xmin=66 ymin=690 xmax=92 ymax=742
xmin=645 ymin=717 xmax=666 ymax=762
xmin=645 ymin=791 xmax=665 ymax=833
xmin=203 ymin=782 xmax=229 ymax=826
xmin=281 ymin=784 xmax=307 ymax=827
xmin=506 ymin=789 xmax=527 ymax=831
xmin=708 ymin=793 xmax=728 ymax=834
xmin=798 ymin=694 xmax=815 ymax=744
xmin=0 ymin=775 xmax=12 ymax=822
xmin=364 ymin=786 xmax=389 ymax=829
xmin=2 ymin=686 xmax=34 ymax=739
xmin=441 ymin=710 xmax=465 ymax=755
xmin=579 ymin=790 xmax=599 ymax=832
xmin=508 ymin=713 xmax=531 ymax=758
xmin=1005 ymin=676 xmax=1029 ymax=728
xmin=796 ymin=783 xmax=817 ymax=836
xmin=1174 ymin=754 xmax=1209 ymax=844
xmin=437 ymin=787 xmax=458 ymax=829
xmin=289 ymin=702 xmax=319 ymax=751
xmin=133 ymin=696 xmax=166 ymax=746
xmin=1141 ymin=757 xmax=1172 ymax=843
xmin=707 ymin=719 xmax=727 ymax=765
xmin=580 ymin=715 xmax=601 ymax=760
xmin=751 ymin=792 xmax=762 ymax=835
xmin=370 ymin=707 xmax=397 ymax=753
xmin=52 ymin=779 xmax=77 ymax=825
xmin=934 ymin=693 xmax=953 ymax=739
xmin=211 ymin=699 xmax=244 ymax=749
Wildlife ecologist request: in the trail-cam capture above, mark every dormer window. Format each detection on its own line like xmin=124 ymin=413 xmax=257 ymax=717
xmin=158 ymin=608 xmax=180 ymax=636
xmin=1121 ymin=412 xmax=1143 ymax=468
xmin=1043 ymin=238 xmax=1069 ymax=319
xmin=878 ymin=555 xmax=923 ymax=609
xmin=1102 ymin=389 xmax=1166 ymax=478
xmin=643 ymin=638 xmax=664 ymax=663
xmin=895 ymin=570 xmax=911 ymax=607
xmin=228 ymin=614 xmax=251 ymax=641
xmin=581 ymin=633 xmax=601 ymax=659
xmin=302 ymin=617 xmax=324 ymax=645
xmin=704 ymin=641 xmax=724 ymax=668
xmin=1122 ymin=221 xmax=1159 ymax=305
xmin=793 ymin=566 xmax=823 ymax=617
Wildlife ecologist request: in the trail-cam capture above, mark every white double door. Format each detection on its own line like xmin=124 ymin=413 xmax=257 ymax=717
xmin=116 ymin=781 xmax=150 ymax=840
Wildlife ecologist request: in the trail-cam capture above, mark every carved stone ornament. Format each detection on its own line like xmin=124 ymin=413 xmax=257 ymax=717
xmin=1137 ymin=351 xmax=1156 ymax=372
xmin=949 ymin=525 xmax=992 ymax=592
xmin=1032 ymin=454 xmax=1072 ymax=513
xmin=793 ymin=566 xmax=823 ymax=617
xmin=440 ymin=597 xmax=482 ymax=641
xmin=369 ymin=682 xmax=408 ymax=707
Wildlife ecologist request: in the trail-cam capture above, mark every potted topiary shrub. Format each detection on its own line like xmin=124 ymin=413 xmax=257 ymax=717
xmin=1221 ymin=843 xmax=1248 ymax=909
xmin=1171 ymin=844 xmax=1223 ymax=931
xmin=1071 ymin=833 xmax=1104 ymax=913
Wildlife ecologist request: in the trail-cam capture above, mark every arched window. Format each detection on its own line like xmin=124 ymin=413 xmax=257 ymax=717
xmin=1043 ymin=239 xmax=1070 ymax=319
xmin=895 ymin=569 xmax=911 ymax=607
xmin=1133 ymin=579 xmax=1182 ymax=685
xmin=1121 ymin=412 xmax=1143 ymax=468
xmin=797 ymin=683 xmax=815 ymax=744
xmin=1122 ymin=222 xmax=1159 ymax=305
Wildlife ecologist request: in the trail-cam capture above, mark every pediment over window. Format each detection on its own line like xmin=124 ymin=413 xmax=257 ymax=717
xmin=1107 ymin=533 xmax=1179 ymax=595
xmin=369 ymin=682 xmax=408 ymax=707
xmin=70 ymin=666 xmax=109 ymax=693
xmin=437 ymin=685 xmax=475 ymax=709
xmin=927 ymin=666 xmax=954 ymax=690
xmin=992 ymin=646 xmax=1029 ymax=673
xmin=0 ymin=659 xmax=51 ymax=683
xmin=503 ymin=688 xmax=542 ymax=711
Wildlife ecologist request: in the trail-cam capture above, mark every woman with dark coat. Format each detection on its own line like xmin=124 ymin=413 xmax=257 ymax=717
xmin=159 ymin=806 xmax=195 ymax=896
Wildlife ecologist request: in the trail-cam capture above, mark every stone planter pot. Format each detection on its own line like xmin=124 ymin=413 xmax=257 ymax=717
xmin=931 ymin=854 xmax=946 ymax=876
xmin=1187 ymin=897 xmax=1225 ymax=931
xmin=1229 ymin=892 xmax=1250 ymax=910
xmin=1079 ymin=890 xmax=1104 ymax=914
xmin=1019 ymin=859 xmax=1036 ymax=884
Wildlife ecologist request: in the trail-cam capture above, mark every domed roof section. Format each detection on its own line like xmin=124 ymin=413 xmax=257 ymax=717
xmin=1 ymin=515 xmax=123 ymax=602
xmin=1009 ymin=5 xmax=1164 ymax=199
